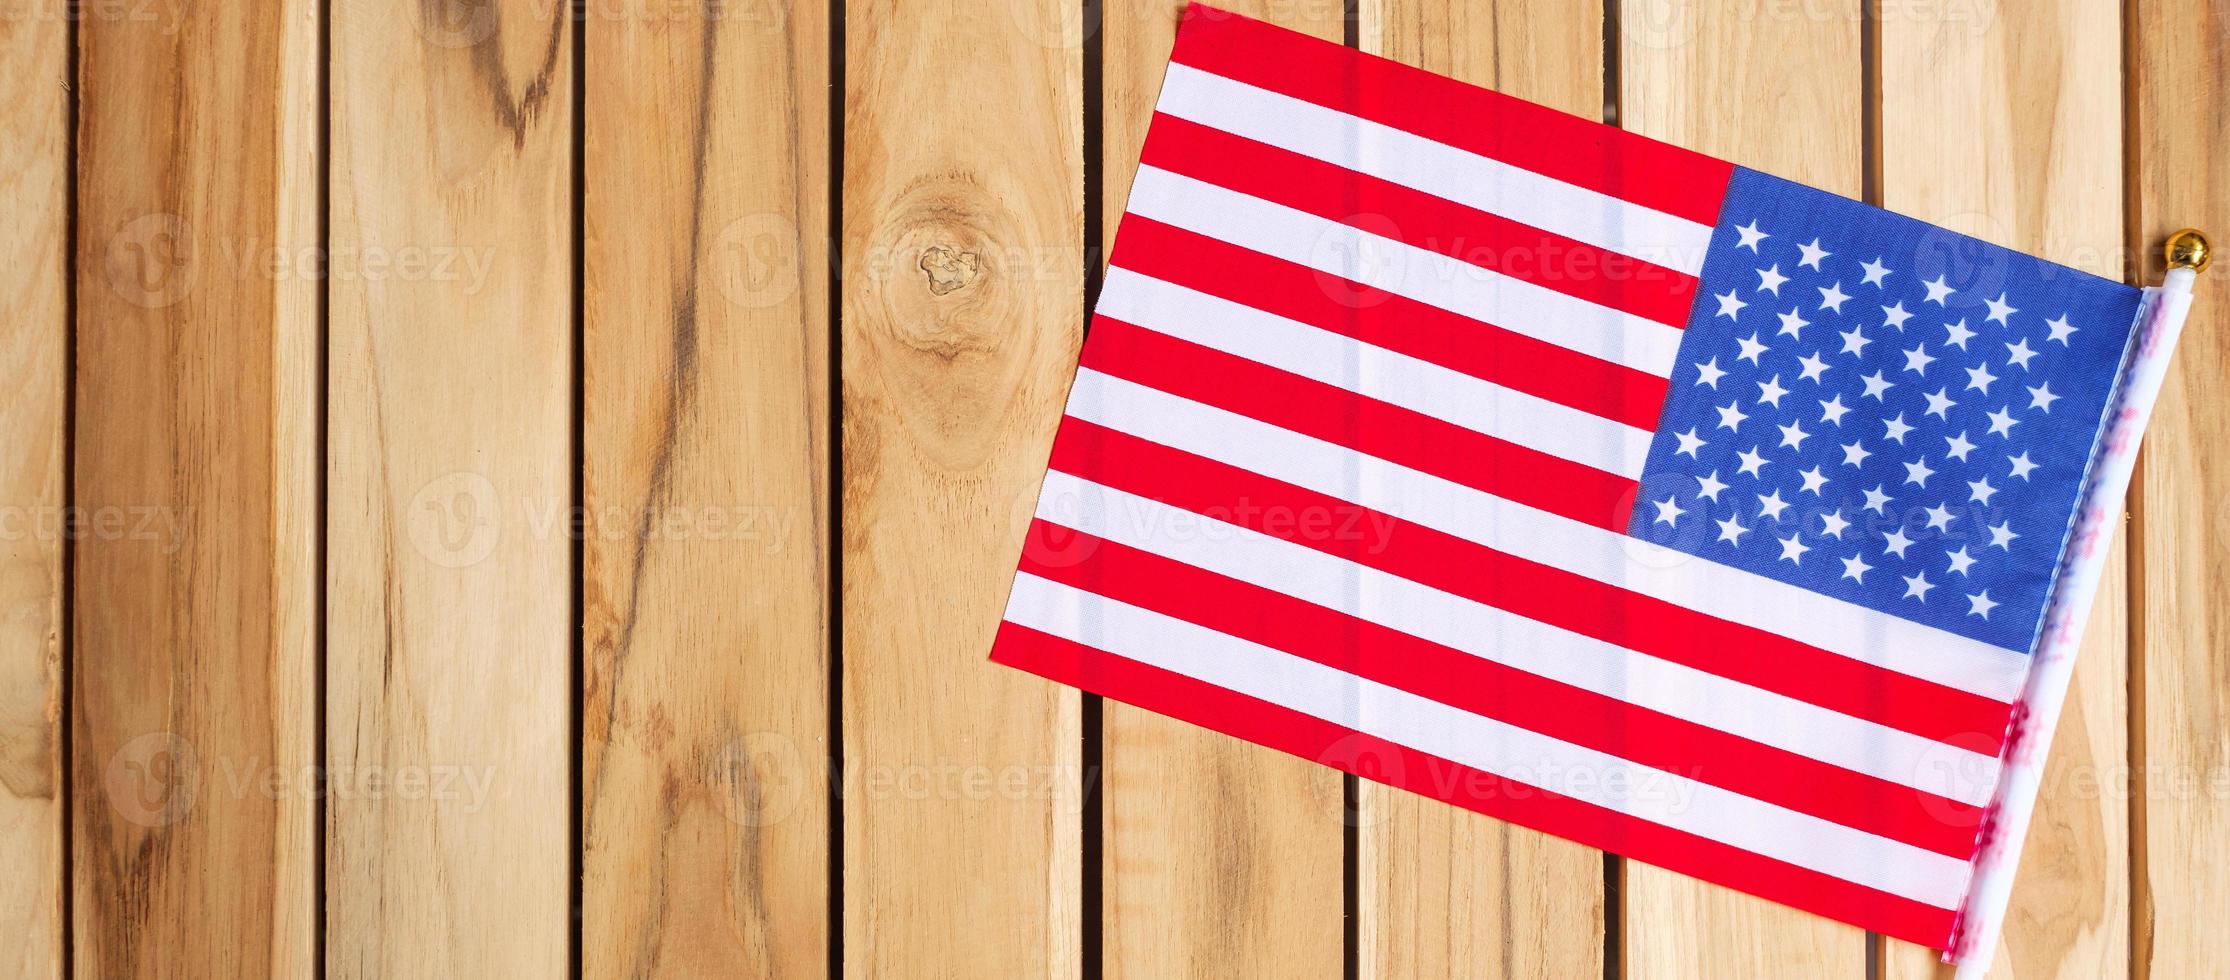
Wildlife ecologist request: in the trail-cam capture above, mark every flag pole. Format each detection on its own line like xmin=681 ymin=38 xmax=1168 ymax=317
xmin=1947 ymin=229 xmax=2210 ymax=977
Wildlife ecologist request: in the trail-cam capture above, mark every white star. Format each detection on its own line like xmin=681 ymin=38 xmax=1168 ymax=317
xmin=1984 ymin=293 xmax=2018 ymax=325
xmin=1883 ymin=301 xmax=1914 ymax=330
xmin=1821 ymin=511 xmax=1851 ymax=539
xmin=2045 ymin=313 xmax=2077 ymax=345
xmin=1860 ymin=370 xmax=1896 ymax=401
xmin=1757 ymin=488 xmax=1791 ymax=521
xmin=1967 ymin=590 xmax=1999 ymax=620
xmin=1736 ymin=446 xmax=1769 ymax=477
xmin=1922 ymin=275 xmax=1955 ymax=306
xmin=1902 ymin=570 xmax=1936 ymax=601
xmin=1777 ymin=419 xmax=1809 ymax=449
xmin=1882 ymin=413 xmax=1915 ymax=444
xmin=1923 ymin=502 xmax=1956 ymax=532
xmin=1777 ymin=533 xmax=1810 ymax=565
xmin=1798 ymin=466 xmax=1830 ymax=496
xmin=1736 ymin=333 xmax=1769 ymax=364
xmin=1885 ymin=527 xmax=1917 ymax=559
xmin=1969 ymin=475 xmax=1999 ymax=505
xmin=1964 ymin=361 xmax=1999 ymax=394
xmin=1796 ymin=351 xmax=1831 ymax=382
xmin=1674 ymin=427 xmax=1707 ymax=458
xmin=2008 ymin=452 xmax=2038 ymax=481
xmin=1819 ymin=281 xmax=1852 ymax=313
xmin=1944 ymin=319 xmax=1976 ymax=352
xmin=1652 ymin=495 xmax=1686 ymax=527
xmin=1923 ymin=387 xmax=1958 ymax=419
xmin=1820 ymin=394 xmax=1852 ymax=426
xmin=1777 ymin=307 xmax=1811 ymax=339
xmin=1841 ymin=552 xmax=1874 ymax=583
xmin=1860 ymin=258 xmax=1892 ymax=287
xmin=1841 ymin=440 xmax=1871 ymax=468
xmin=1695 ymin=470 xmax=1730 ymax=502
xmin=1734 ymin=219 xmax=1769 ymax=252
xmin=1716 ymin=289 xmax=1748 ymax=321
xmin=1987 ymin=519 xmax=2019 ymax=551
xmin=1717 ymin=514 xmax=1749 ymax=545
xmin=1986 ymin=406 xmax=2019 ymax=437
xmin=1861 ymin=485 xmax=1894 ymax=514
xmin=1797 ymin=238 xmax=1832 ymax=270
xmin=1904 ymin=457 xmax=1937 ymax=487
xmin=2005 ymin=337 xmax=2040 ymax=370
xmin=1840 ymin=325 xmax=1870 ymax=357
xmin=1756 ymin=374 xmax=1790 ymax=408
xmin=1716 ymin=401 xmax=1750 ymax=433
xmin=1947 ymin=546 xmax=1977 ymax=577
xmin=2028 ymin=382 xmax=2060 ymax=413
xmin=1757 ymin=264 xmax=1789 ymax=295
xmin=1944 ymin=430 xmax=1977 ymax=461
xmin=1694 ymin=357 xmax=1728 ymax=389
xmin=1902 ymin=344 xmax=1936 ymax=376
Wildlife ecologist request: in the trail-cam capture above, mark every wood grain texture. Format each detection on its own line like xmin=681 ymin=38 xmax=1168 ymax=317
xmin=1876 ymin=3 xmax=2130 ymax=976
xmin=29 ymin=3 xmax=2229 ymax=977
xmin=73 ymin=0 xmax=320 ymax=975
xmin=2130 ymin=0 xmax=2230 ymax=975
xmin=327 ymin=1 xmax=573 ymax=974
xmin=1618 ymin=1 xmax=1871 ymax=973
xmin=0 ymin=1 xmax=67 ymax=976
xmin=1353 ymin=1 xmax=1607 ymax=976
xmin=1098 ymin=3 xmax=1347 ymax=977
xmin=839 ymin=0 xmax=1082 ymax=975
xmin=581 ymin=1 xmax=831 ymax=976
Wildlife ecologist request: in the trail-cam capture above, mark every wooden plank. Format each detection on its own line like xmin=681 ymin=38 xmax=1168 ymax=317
xmin=2130 ymin=0 xmax=2230 ymax=975
xmin=1875 ymin=3 xmax=2129 ymax=977
xmin=1097 ymin=3 xmax=1346 ymax=977
xmin=326 ymin=2 xmax=573 ymax=974
xmin=73 ymin=0 xmax=319 ymax=974
xmin=1617 ymin=2 xmax=1871 ymax=974
xmin=839 ymin=0 xmax=1081 ymax=975
xmin=1352 ymin=2 xmax=1607 ymax=976
xmin=0 ymin=1 xmax=67 ymax=975
xmin=580 ymin=1 xmax=831 ymax=976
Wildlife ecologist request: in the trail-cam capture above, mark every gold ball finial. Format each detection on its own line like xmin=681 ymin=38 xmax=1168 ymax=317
xmin=2166 ymin=229 xmax=2211 ymax=272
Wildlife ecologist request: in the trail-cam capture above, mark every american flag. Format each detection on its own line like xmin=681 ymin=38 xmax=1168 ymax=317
xmin=989 ymin=3 xmax=2147 ymax=951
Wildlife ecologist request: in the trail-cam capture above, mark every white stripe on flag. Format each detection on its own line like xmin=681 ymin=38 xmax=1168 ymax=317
xmin=1154 ymin=62 xmax=1714 ymax=276
xmin=1124 ymin=165 xmax=1686 ymax=377
xmin=1005 ymin=571 xmax=1973 ymax=910
xmin=1030 ymin=468 xmax=2000 ymax=807
xmin=1062 ymin=367 xmax=2033 ymax=702
xmin=1095 ymin=267 xmax=1655 ymax=478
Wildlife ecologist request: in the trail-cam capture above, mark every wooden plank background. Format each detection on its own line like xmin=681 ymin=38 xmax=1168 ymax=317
xmin=3 ymin=0 xmax=2221 ymax=976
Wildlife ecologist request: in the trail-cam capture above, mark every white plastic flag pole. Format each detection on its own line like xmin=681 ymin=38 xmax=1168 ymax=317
xmin=1947 ymin=230 xmax=2209 ymax=978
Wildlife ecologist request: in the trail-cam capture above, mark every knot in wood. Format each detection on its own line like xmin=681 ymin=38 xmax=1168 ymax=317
xmin=919 ymin=245 xmax=982 ymax=296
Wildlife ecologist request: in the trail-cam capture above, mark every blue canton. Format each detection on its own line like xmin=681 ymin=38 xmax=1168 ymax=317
xmin=1628 ymin=168 xmax=2143 ymax=652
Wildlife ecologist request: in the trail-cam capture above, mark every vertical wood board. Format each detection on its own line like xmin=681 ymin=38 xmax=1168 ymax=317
xmin=581 ymin=0 xmax=834 ymax=975
xmin=73 ymin=0 xmax=320 ymax=974
xmin=840 ymin=0 xmax=1084 ymax=974
xmin=326 ymin=1 xmax=574 ymax=973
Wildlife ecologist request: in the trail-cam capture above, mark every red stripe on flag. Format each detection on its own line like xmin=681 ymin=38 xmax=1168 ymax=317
xmin=1166 ymin=4 xmax=1735 ymax=226
xmin=1107 ymin=216 xmax=1669 ymax=430
xmin=1045 ymin=416 xmax=2015 ymax=752
xmin=989 ymin=619 xmax=1960 ymax=947
xmin=1080 ymin=316 xmax=1638 ymax=531
xmin=1138 ymin=113 xmax=1700 ymax=328
xmin=1017 ymin=520 xmax=1985 ymax=857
